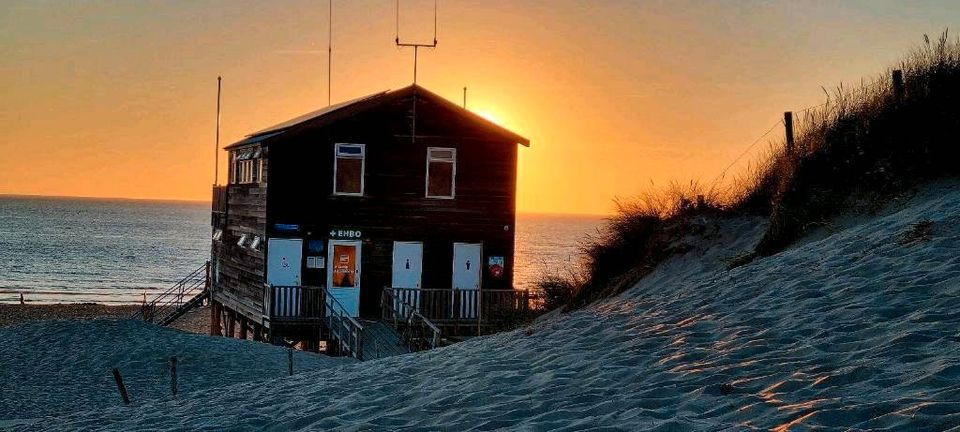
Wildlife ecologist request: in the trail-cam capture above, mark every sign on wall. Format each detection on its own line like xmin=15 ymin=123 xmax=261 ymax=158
xmin=329 ymin=228 xmax=363 ymax=240
xmin=488 ymin=256 xmax=505 ymax=278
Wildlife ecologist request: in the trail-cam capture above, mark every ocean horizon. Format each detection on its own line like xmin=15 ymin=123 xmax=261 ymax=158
xmin=0 ymin=195 xmax=603 ymax=304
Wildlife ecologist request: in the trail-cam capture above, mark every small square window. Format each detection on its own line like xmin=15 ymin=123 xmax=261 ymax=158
xmin=250 ymin=236 xmax=262 ymax=251
xmin=237 ymin=234 xmax=248 ymax=248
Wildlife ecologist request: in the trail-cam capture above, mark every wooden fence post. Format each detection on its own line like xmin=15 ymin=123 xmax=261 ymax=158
xmin=784 ymin=111 xmax=795 ymax=154
xmin=288 ymin=348 xmax=294 ymax=376
xmin=169 ymin=356 xmax=178 ymax=396
xmin=112 ymin=368 xmax=131 ymax=405
xmin=892 ymin=69 xmax=904 ymax=103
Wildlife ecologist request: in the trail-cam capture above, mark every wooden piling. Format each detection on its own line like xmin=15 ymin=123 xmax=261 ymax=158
xmin=225 ymin=310 xmax=236 ymax=338
xmin=19 ymin=292 xmax=24 ymax=305
xmin=784 ymin=111 xmax=795 ymax=154
xmin=112 ymin=368 xmax=130 ymax=405
xmin=210 ymin=302 xmax=222 ymax=337
xmin=238 ymin=316 xmax=248 ymax=340
xmin=253 ymin=325 xmax=263 ymax=342
xmin=169 ymin=356 xmax=178 ymax=396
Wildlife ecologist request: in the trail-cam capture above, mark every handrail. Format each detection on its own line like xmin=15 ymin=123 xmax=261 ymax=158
xmin=323 ymin=287 xmax=365 ymax=360
xmin=382 ymin=287 xmax=442 ymax=351
xmin=133 ymin=261 xmax=209 ymax=324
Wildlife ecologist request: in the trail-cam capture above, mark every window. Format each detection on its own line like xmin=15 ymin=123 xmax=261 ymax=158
xmin=237 ymin=234 xmax=248 ymax=248
xmin=250 ymin=236 xmax=262 ymax=251
xmin=231 ymin=148 xmax=262 ymax=184
xmin=334 ymin=143 xmax=365 ymax=195
xmin=426 ymin=147 xmax=456 ymax=198
xmin=212 ymin=229 xmax=223 ymax=241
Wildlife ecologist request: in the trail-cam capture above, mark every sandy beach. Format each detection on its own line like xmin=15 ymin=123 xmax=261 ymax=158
xmin=0 ymin=303 xmax=210 ymax=335
xmin=1 ymin=181 xmax=958 ymax=430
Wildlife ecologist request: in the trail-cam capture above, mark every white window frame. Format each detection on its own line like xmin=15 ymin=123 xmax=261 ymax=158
xmin=425 ymin=147 xmax=457 ymax=199
xmin=231 ymin=148 xmax=262 ymax=185
xmin=334 ymin=143 xmax=366 ymax=196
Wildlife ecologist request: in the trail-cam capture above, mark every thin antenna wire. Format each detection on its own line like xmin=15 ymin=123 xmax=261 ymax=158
xmin=395 ymin=0 xmax=400 ymax=44
xmin=328 ymin=0 xmax=332 ymax=106
xmin=214 ymin=76 xmax=221 ymax=185
xmin=433 ymin=0 xmax=437 ymax=44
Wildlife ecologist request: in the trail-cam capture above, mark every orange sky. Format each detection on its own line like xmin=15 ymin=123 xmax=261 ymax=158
xmin=1 ymin=1 xmax=956 ymax=215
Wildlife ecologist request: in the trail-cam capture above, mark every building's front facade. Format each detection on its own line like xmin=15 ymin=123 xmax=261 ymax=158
xmin=210 ymin=85 xmax=528 ymax=343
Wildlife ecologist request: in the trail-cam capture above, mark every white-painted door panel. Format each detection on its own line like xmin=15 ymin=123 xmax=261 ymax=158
xmin=327 ymin=240 xmax=361 ymax=317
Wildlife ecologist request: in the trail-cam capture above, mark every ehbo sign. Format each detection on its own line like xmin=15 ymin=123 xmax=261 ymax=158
xmin=329 ymin=228 xmax=362 ymax=240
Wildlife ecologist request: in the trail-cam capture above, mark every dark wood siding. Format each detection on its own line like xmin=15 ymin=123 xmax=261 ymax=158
xmin=266 ymin=93 xmax=518 ymax=317
xmin=214 ymin=145 xmax=268 ymax=320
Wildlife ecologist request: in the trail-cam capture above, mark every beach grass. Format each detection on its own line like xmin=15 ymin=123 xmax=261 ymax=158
xmin=541 ymin=30 xmax=960 ymax=311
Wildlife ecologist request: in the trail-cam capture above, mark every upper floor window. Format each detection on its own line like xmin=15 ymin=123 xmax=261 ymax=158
xmin=334 ymin=143 xmax=365 ymax=196
xmin=232 ymin=148 xmax=262 ymax=184
xmin=426 ymin=147 xmax=456 ymax=198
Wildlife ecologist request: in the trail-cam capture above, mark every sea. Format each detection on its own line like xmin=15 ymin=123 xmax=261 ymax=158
xmin=0 ymin=196 xmax=604 ymax=304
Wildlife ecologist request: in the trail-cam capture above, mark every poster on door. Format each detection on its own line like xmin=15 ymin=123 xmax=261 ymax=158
xmin=332 ymin=244 xmax=357 ymax=288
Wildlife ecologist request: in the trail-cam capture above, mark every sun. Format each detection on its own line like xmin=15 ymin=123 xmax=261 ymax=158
xmin=476 ymin=110 xmax=501 ymax=125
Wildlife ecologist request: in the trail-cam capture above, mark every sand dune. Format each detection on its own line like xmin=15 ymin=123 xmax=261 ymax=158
xmin=4 ymin=182 xmax=960 ymax=430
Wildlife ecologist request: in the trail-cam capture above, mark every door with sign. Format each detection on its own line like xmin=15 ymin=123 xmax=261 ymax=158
xmin=267 ymin=238 xmax=302 ymax=317
xmin=452 ymin=242 xmax=481 ymax=318
xmin=327 ymin=240 xmax=361 ymax=317
xmin=392 ymin=241 xmax=423 ymax=310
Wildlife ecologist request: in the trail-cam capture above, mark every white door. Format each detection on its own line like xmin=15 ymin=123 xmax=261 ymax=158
xmin=327 ymin=240 xmax=361 ymax=317
xmin=267 ymin=238 xmax=302 ymax=317
xmin=452 ymin=243 xmax=482 ymax=318
xmin=392 ymin=241 xmax=423 ymax=310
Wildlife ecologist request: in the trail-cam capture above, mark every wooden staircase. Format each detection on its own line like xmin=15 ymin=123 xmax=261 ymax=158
xmin=360 ymin=320 xmax=410 ymax=360
xmin=133 ymin=262 xmax=209 ymax=326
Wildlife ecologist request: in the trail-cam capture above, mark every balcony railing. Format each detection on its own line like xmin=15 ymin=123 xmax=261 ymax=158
xmin=263 ymin=285 xmax=326 ymax=323
xmin=383 ymin=287 xmax=532 ymax=335
xmin=263 ymin=284 xmax=364 ymax=360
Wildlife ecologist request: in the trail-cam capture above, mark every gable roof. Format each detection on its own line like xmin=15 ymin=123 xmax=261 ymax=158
xmin=224 ymin=84 xmax=529 ymax=149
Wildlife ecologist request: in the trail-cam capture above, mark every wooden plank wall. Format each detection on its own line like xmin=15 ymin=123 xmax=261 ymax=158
xmin=266 ymin=93 xmax=519 ymax=317
xmin=213 ymin=145 xmax=268 ymax=322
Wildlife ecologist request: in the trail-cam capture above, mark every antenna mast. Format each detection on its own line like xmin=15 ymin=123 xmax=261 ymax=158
xmin=214 ymin=76 xmax=221 ymax=186
xmin=327 ymin=0 xmax=332 ymax=106
xmin=395 ymin=0 xmax=438 ymax=84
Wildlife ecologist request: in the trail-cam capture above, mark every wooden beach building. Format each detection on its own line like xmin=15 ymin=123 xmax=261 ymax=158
xmin=208 ymin=84 xmax=531 ymax=357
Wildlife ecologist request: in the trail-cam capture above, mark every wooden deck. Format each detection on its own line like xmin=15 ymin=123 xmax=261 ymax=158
xmin=384 ymin=287 xmax=533 ymax=336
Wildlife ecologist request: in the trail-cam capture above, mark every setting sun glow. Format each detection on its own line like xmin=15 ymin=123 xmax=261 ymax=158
xmin=1 ymin=1 xmax=956 ymax=215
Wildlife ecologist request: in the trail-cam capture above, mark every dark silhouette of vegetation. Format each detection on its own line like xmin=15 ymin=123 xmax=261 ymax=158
xmin=538 ymin=31 xmax=960 ymax=312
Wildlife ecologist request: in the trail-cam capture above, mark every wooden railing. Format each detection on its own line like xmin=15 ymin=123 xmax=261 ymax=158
xmin=212 ymin=185 xmax=227 ymax=229
xmin=263 ymin=284 xmax=364 ymax=360
xmin=212 ymin=185 xmax=227 ymax=213
xmin=263 ymin=285 xmax=326 ymax=322
xmin=382 ymin=288 xmax=441 ymax=352
xmin=384 ymin=288 xmax=532 ymax=335
xmin=324 ymin=291 xmax=364 ymax=359
xmin=133 ymin=262 xmax=210 ymax=325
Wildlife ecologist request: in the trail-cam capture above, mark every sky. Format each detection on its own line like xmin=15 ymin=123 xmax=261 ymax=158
xmin=1 ymin=0 xmax=957 ymax=215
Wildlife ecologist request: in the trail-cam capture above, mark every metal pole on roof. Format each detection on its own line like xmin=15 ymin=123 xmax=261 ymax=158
xmin=395 ymin=0 xmax=438 ymax=84
xmin=214 ymin=76 xmax=221 ymax=186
